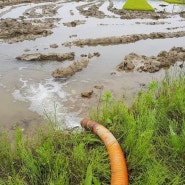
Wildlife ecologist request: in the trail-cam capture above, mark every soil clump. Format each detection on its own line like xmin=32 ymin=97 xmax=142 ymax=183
xmin=81 ymin=90 xmax=93 ymax=98
xmin=16 ymin=52 xmax=75 ymax=61
xmin=81 ymin=52 xmax=100 ymax=59
xmin=50 ymin=44 xmax=59 ymax=48
xmin=0 ymin=0 xmax=57 ymax=7
xmin=63 ymin=20 xmax=86 ymax=27
xmin=62 ymin=31 xmax=185 ymax=47
xmin=52 ymin=59 xmax=89 ymax=78
xmin=76 ymin=1 xmax=106 ymax=19
xmin=23 ymin=4 xmax=61 ymax=18
xmin=117 ymin=47 xmax=185 ymax=73
xmin=0 ymin=18 xmax=60 ymax=43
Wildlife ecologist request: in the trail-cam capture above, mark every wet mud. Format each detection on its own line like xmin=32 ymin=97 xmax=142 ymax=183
xmin=16 ymin=52 xmax=75 ymax=61
xmin=76 ymin=1 xmax=107 ymax=19
xmin=63 ymin=31 xmax=185 ymax=47
xmin=63 ymin=20 xmax=86 ymax=27
xmin=81 ymin=90 xmax=93 ymax=98
xmin=0 ymin=0 xmax=185 ymax=131
xmin=0 ymin=18 xmax=60 ymax=43
xmin=0 ymin=0 xmax=57 ymax=7
xmin=23 ymin=4 xmax=62 ymax=18
xmin=52 ymin=59 xmax=89 ymax=78
xmin=116 ymin=47 xmax=185 ymax=73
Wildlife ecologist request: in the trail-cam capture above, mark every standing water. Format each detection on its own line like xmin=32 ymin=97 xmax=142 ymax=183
xmin=0 ymin=0 xmax=185 ymax=133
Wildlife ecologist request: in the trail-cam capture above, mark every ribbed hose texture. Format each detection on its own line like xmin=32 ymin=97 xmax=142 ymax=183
xmin=81 ymin=118 xmax=128 ymax=185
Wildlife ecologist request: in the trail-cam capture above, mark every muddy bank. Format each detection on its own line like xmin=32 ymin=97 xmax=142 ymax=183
xmin=52 ymin=59 xmax=89 ymax=78
xmin=62 ymin=31 xmax=185 ymax=47
xmin=16 ymin=52 xmax=75 ymax=61
xmin=0 ymin=18 xmax=60 ymax=43
xmin=116 ymin=47 xmax=185 ymax=73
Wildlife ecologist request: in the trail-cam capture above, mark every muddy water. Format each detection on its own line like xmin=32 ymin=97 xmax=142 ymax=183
xmin=0 ymin=0 xmax=185 ymax=133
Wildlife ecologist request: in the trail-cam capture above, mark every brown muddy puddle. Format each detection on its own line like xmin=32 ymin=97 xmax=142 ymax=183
xmin=0 ymin=0 xmax=185 ymax=133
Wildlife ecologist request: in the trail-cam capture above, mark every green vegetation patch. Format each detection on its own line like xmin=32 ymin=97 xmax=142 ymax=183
xmin=163 ymin=0 xmax=185 ymax=4
xmin=0 ymin=69 xmax=185 ymax=184
xmin=123 ymin=0 xmax=155 ymax=11
xmin=91 ymin=71 xmax=185 ymax=184
xmin=0 ymin=129 xmax=110 ymax=185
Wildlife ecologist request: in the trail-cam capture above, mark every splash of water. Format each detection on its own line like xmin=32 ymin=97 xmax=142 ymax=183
xmin=12 ymin=78 xmax=81 ymax=129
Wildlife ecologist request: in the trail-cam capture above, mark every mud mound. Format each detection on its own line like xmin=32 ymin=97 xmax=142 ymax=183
xmin=62 ymin=31 xmax=185 ymax=47
xmin=0 ymin=18 xmax=60 ymax=43
xmin=117 ymin=47 xmax=185 ymax=73
xmin=16 ymin=52 xmax=75 ymax=61
xmin=76 ymin=1 xmax=106 ymax=18
xmin=52 ymin=59 xmax=89 ymax=78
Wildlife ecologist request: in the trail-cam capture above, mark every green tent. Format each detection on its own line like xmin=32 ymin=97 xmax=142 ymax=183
xmin=123 ymin=0 xmax=155 ymax=11
xmin=163 ymin=0 xmax=185 ymax=4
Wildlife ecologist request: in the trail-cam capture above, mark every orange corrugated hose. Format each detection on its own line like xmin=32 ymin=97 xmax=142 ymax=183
xmin=81 ymin=118 xmax=129 ymax=185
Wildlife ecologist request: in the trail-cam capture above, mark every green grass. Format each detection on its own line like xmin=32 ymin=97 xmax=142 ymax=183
xmin=163 ymin=0 xmax=185 ymax=4
xmin=0 ymin=70 xmax=185 ymax=184
xmin=91 ymin=70 xmax=185 ymax=184
xmin=123 ymin=0 xmax=155 ymax=11
xmin=0 ymin=129 xmax=110 ymax=185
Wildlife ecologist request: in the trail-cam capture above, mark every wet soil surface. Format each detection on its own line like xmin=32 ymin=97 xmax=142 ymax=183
xmin=16 ymin=52 xmax=75 ymax=61
xmin=0 ymin=18 xmax=60 ymax=43
xmin=0 ymin=0 xmax=185 ymax=132
xmin=0 ymin=0 xmax=57 ymax=7
xmin=52 ymin=58 xmax=89 ymax=78
xmin=116 ymin=47 xmax=185 ymax=73
xmin=62 ymin=31 xmax=185 ymax=47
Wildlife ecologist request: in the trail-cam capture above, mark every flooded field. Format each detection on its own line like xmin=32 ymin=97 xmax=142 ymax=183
xmin=0 ymin=0 xmax=185 ymax=134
